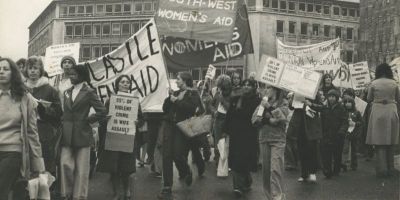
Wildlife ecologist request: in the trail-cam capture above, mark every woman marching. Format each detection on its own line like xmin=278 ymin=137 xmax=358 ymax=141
xmin=60 ymin=64 xmax=107 ymax=200
xmin=0 ymin=58 xmax=45 ymax=199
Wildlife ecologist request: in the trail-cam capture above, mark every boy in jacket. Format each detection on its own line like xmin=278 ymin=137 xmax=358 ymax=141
xmin=320 ymin=89 xmax=349 ymax=178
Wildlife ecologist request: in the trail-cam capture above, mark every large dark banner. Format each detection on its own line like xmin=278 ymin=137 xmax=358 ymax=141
xmin=161 ymin=4 xmax=253 ymax=71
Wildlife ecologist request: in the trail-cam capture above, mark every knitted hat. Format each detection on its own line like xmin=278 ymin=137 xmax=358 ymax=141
xmin=60 ymin=56 xmax=76 ymax=68
xmin=327 ymin=89 xmax=340 ymax=100
xmin=342 ymin=88 xmax=355 ymax=99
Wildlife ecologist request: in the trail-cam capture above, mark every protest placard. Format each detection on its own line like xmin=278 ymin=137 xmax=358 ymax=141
xmin=276 ymin=38 xmax=352 ymax=88
xmin=156 ymin=0 xmax=239 ymax=43
xmin=105 ymin=94 xmax=139 ymax=152
xmin=354 ymin=96 xmax=368 ymax=116
xmin=349 ymin=61 xmax=371 ymax=90
xmin=205 ymin=64 xmax=217 ymax=79
xmin=86 ymin=19 xmax=168 ymax=113
xmin=257 ymin=55 xmax=322 ymax=99
xmin=44 ymin=43 xmax=80 ymax=76
xmin=161 ymin=4 xmax=253 ymax=70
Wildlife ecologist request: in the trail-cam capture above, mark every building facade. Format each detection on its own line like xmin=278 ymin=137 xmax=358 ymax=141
xmin=29 ymin=0 xmax=360 ymax=79
xmin=244 ymin=0 xmax=360 ymax=73
xmin=358 ymin=0 xmax=400 ymax=70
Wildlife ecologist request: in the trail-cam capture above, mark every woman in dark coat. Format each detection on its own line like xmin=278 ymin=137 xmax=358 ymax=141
xmin=225 ymin=79 xmax=260 ymax=197
xmin=320 ymin=74 xmax=340 ymax=99
xmin=24 ymin=56 xmax=62 ymax=175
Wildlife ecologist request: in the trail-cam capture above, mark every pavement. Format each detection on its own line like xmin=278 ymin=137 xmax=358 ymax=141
xmin=88 ymin=153 xmax=399 ymax=200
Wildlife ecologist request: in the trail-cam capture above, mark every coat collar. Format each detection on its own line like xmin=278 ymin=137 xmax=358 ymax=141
xmin=65 ymin=83 xmax=89 ymax=110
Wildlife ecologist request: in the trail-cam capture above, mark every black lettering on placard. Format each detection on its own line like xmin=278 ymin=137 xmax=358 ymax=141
xmin=147 ymin=66 xmax=159 ymax=93
xmin=146 ymin=23 xmax=160 ymax=55
xmin=86 ymin=62 xmax=104 ymax=81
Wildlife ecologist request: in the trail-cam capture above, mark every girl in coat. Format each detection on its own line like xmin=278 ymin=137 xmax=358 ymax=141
xmin=0 ymin=58 xmax=45 ymax=199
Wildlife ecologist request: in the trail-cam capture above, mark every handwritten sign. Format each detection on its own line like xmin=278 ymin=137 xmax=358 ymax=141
xmin=257 ymin=55 xmax=322 ymax=99
xmin=106 ymin=94 xmax=139 ymax=152
xmin=205 ymin=64 xmax=217 ymax=79
xmin=156 ymin=0 xmax=239 ymax=43
xmin=87 ymin=19 xmax=168 ymax=113
xmin=350 ymin=61 xmax=371 ymax=90
xmin=44 ymin=43 xmax=80 ymax=76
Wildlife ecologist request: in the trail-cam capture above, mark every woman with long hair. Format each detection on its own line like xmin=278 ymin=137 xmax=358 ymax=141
xmin=0 ymin=58 xmax=45 ymax=199
xmin=366 ymin=63 xmax=399 ymax=177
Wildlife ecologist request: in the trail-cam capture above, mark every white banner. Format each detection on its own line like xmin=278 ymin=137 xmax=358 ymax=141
xmin=349 ymin=61 xmax=371 ymax=90
xmin=44 ymin=43 xmax=80 ymax=76
xmin=85 ymin=19 xmax=168 ymax=112
xmin=276 ymin=38 xmax=352 ymax=88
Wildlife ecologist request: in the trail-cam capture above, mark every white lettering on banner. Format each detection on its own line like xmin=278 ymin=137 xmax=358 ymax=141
xmin=87 ymin=19 xmax=168 ymax=112
xmin=44 ymin=43 xmax=80 ymax=77
xmin=276 ymin=38 xmax=352 ymax=88
xmin=349 ymin=61 xmax=371 ymax=90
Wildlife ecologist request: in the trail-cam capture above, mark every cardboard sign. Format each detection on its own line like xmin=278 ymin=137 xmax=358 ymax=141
xmin=106 ymin=94 xmax=139 ymax=152
xmin=44 ymin=43 xmax=80 ymax=76
xmin=205 ymin=64 xmax=217 ymax=79
xmin=156 ymin=0 xmax=239 ymax=43
xmin=257 ymin=55 xmax=322 ymax=99
xmin=354 ymin=96 xmax=368 ymax=116
xmin=86 ymin=19 xmax=168 ymax=113
xmin=350 ymin=61 xmax=371 ymax=90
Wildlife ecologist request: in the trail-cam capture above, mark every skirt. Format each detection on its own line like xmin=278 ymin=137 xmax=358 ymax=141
xmin=97 ymin=150 xmax=136 ymax=174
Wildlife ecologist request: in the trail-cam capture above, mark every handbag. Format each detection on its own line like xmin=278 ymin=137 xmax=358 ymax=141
xmin=176 ymin=114 xmax=212 ymax=138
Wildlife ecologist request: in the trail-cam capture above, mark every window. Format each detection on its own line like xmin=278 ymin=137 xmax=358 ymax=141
xmin=144 ymin=2 xmax=152 ymax=11
xmin=122 ymin=23 xmax=130 ymax=35
xmin=106 ymin=4 xmax=113 ymax=15
xmin=323 ymin=5 xmax=330 ymax=14
xmin=132 ymin=22 xmax=140 ymax=33
xmin=288 ymin=2 xmax=295 ymax=11
xmin=93 ymin=24 xmax=101 ymax=37
xmin=111 ymin=45 xmax=119 ymax=51
xmin=102 ymin=46 xmax=110 ymax=55
xmin=114 ymin=4 xmax=122 ymax=13
xmin=77 ymin=5 xmax=85 ymax=15
xmin=93 ymin=46 xmax=101 ymax=58
xmin=102 ymin=23 xmax=110 ymax=35
xmin=324 ymin=25 xmax=330 ymax=37
xmin=84 ymin=24 xmax=92 ymax=36
xmin=82 ymin=45 xmax=91 ymax=59
xmin=112 ymin=23 xmax=120 ymax=35
xmin=313 ymin=24 xmax=319 ymax=36
xmin=289 ymin=21 xmax=296 ymax=34
xmin=346 ymin=51 xmax=353 ymax=62
xmin=66 ymin=25 xmax=73 ymax=36
xmin=349 ymin=9 xmax=355 ymax=17
xmin=68 ymin=6 xmax=76 ymax=15
xmin=301 ymin=23 xmax=308 ymax=35
xmin=86 ymin=5 xmax=93 ymax=15
xmin=280 ymin=1 xmax=286 ymax=10
xmin=316 ymin=5 xmax=322 ymax=13
xmin=272 ymin=0 xmax=278 ymax=10
xmin=263 ymin=0 xmax=269 ymax=7
xmin=135 ymin=3 xmax=143 ymax=12
xmin=342 ymin=8 xmax=347 ymax=16
xmin=61 ymin=6 xmax=68 ymax=16
xmin=307 ymin=4 xmax=313 ymax=12
xmin=333 ymin=7 xmax=340 ymax=15
xmin=123 ymin=3 xmax=131 ymax=13
xmin=96 ymin=5 xmax=104 ymax=14
xmin=299 ymin=3 xmax=305 ymax=11
xmin=335 ymin=27 xmax=342 ymax=38
xmin=74 ymin=24 xmax=82 ymax=36
xmin=276 ymin=20 xmax=284 ymax=33
xmin=347 ymin=28 xmax=353 ymax=40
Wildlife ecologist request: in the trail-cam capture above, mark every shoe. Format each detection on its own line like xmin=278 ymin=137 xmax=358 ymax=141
xmin=297 ymin=177 xmax=305 ymax=182
xmin=185 ymin=171 xmax=193 ymax=186
xmin=307 ymin=174 xmax=317 ymax=182
xmin=233 ymin=189 xmax=243 ymax=197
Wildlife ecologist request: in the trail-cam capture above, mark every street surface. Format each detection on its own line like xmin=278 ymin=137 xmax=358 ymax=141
xmin=88 ymin=154 xmax=399 ymax=200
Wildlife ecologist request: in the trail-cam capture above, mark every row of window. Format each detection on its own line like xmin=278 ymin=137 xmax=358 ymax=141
xmin=260 ymin=0 xmax=359 ymax=17
xmin=60 ymin=2 xmax=156 ymax=17
xmin=29 ymin=30 xmax=50 ymax=56
xmin=276 ymin=20 xmax=355 ymax=40
xmin=65 ymin=20 xmax=149 ymax=38
xmin=80 ymin=44 xmax=121 ymax=60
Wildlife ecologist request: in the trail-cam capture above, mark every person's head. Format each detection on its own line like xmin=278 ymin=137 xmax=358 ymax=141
xmin=16 ymin=58 xmax=27 ymax=72
xmin=241 ymin=79 xmax=257 ymax=95
xmin=248 ymin=72 xmax=256 ymax=80
xmin=115 ymin=75 xmax=131 ymax=93
xmin=0 ymin=58 xmax=26 ymax=101
xmin=197 ymin=80 xmax=209 ymax=93
xmin=25 ymin=56 xmax=45 ymax=81
xmin=265 ymin=85 xmax=282 ymax=101
xmin=318 ymin=90 xmax=326 ymax=102
xmin=375 ymin=63 xmax=394 ymax=80
xmin=326 ymin=89 xmax=340 ymax=106
xmin=342 ymin=96 xmax=356 ymax=111
xmin=60 ymin=56 xmax=76 ymax=75
xmin=231 ymin=71 xmax=242 ymax=87
xmin=177 ymin=72 xmax=193 ymax=90
xmin=216 ymin=74 xmax=232 ymax=97
xmin=69 ymin=64 xmax=90 ymax=85
xmin=322 ymin=74 xmax=333 ymax=88
xmin=342 ymin=88 xmax=355 ymax=100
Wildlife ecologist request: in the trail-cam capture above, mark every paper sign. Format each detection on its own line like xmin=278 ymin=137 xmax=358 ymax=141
xmin=350 ymin=61 xmax=371 ymax=90
xmin=354 ymin=96 xmax=368 ymax=116
xmin=44 ymin=43 xmax=80 ymax=77
xmin=258 ymin=56 xmax=285 ymax=86
xmin=205 ymin=64 xmax=217 ymax=79
xmin=292 ymin=94 xmax=305 ymax=109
